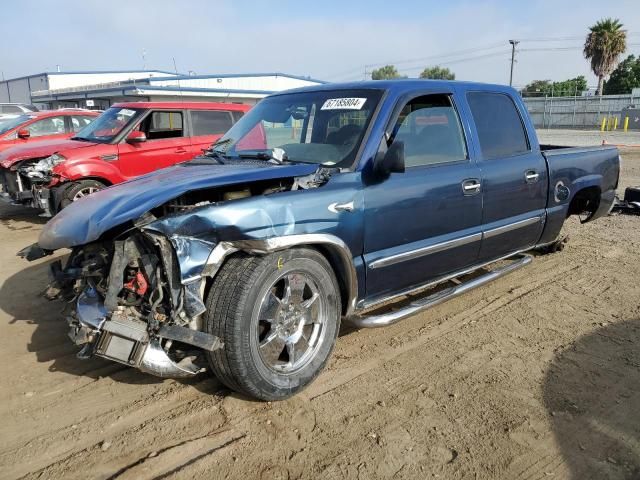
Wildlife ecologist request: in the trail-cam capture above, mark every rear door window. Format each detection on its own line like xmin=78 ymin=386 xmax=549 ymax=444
xmin=191 ymin=110 xmax=234 ymax=136
xmin=231 ymin=111 xmax=245 ymax=123
xmin=70 ymin=115 xmax=95 ymax=132
xmin=467 ymin=92 xmax=529 ymax=159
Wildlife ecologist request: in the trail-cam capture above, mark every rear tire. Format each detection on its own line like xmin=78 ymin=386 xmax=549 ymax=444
xmin=204 ymin=248 xmax=341 ymax=401
xmin=60 ymin=179 xmax=106 ymax=209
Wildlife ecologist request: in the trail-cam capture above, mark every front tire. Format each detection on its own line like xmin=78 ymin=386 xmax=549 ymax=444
xmin=60 ymin=179 xmax=106 ymax=209
xmin=205 ymin=248 xmax=341 ymax=400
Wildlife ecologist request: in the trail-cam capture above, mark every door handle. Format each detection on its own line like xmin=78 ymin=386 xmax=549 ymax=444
xmin=525 ymin=170 xmax=540 ymax=183
xmin=175 ymin=147 xmax=188 ymax=153
xmin=461 ymin=179 xmax=481 ymax=195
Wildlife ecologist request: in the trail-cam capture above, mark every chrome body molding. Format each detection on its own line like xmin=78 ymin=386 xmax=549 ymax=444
xmin=483 ymin=216 xmax=542 ymax=239
xmin=369 ymin=216 xmax=542 ymax=271
xmin=201 ymin=233 xmax=359 ymax=317
xmin=350 ymin=254 xmax=533 ymax=329
xmin=369 ymin=232 xmax=482 ymax=270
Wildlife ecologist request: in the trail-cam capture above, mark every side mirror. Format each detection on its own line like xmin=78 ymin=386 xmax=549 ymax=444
xmin=17 ymin=129 xmax=30 ymax=140
xmin=374 ymin=140 xmax=405 ymax=177
xmin=126 ymin=131 xmax=147 ymax=144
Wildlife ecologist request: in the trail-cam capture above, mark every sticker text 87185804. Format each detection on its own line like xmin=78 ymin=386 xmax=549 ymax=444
xmin=320 ymin=98 xmax=367 ymax=111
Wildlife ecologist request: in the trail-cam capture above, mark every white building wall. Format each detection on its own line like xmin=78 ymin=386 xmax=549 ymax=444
xmin=47 ymin=71 xmax=176 ymax=90
xmin=151 ymin=75 xmax=321 ymax=92
xmin=142 ymin=94 xmax=262 ymax=105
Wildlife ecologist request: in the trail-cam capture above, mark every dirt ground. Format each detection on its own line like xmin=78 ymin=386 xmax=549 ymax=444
xmin=1 ymin=149 xmax=640 ymax=480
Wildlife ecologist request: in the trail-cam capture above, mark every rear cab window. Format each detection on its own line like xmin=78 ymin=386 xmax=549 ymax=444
xmin=466 ymin=92 xmax=530 ymax=159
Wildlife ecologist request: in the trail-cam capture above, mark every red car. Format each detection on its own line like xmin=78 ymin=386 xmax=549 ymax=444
xmin=0 ymin=102 xmax=250 ymax=216
xmin=0 ymin=109 xmax=99 ymax=154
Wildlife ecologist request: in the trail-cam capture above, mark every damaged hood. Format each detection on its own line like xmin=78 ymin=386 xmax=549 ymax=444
xmin=0 ymin=138 xmax=96 ymax=169
xmin=38 ymin=161 xmax=319 ymax=250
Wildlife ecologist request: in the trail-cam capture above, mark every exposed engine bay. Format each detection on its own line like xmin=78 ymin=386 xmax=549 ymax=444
xmin=36 ymin=166 xmax=332 ymax=378
xmin=52 ymin=232 xmax=219 ymax=377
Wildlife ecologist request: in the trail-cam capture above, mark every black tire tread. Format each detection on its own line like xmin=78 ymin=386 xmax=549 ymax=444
xmin=205 ymin=254 xmax=258 ymax=392
xmin=205 ymin=248 xmax=340 ymax=400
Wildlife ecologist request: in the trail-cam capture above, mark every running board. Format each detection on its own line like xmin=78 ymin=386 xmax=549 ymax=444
xmin=349 ymin=254 xmax=533 ymax=329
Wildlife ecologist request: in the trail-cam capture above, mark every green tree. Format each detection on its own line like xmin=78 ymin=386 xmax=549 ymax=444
xmin=371 ymin=65 xmax=404 ymax=80
xmin=419 ymin=66 xmax=455 ymax=80
xmin=584 ymin=18 xmax=627 ymax=95
xmin=522 ymin=76 xmax=587 ymax=97
xmin=523 ymin=79 xmax=553 ymax=96
xmin=604 ymin=54 xmax=640 ymax=94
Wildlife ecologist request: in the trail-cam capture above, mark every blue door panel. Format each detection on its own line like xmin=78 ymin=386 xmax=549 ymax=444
xmin=477 ymin=151 xmax=547 ymax=260
xmin=363 ymin=161 xmax=483 ymax=300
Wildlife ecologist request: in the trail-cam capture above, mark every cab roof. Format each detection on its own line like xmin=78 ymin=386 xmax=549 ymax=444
xmin=273 ymin=79 xmax=518 ymax=96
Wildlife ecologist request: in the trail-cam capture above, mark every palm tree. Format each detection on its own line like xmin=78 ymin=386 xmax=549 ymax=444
xmin=584 ymin=18 xmax=627 ymax=95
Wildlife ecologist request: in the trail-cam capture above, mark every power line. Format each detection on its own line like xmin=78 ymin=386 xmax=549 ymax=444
xmin=325 ymin=41 xmax=507 ymax=80
xmin=519 ymin=42 xmax=640 ymax=52
xmin=519 ymin=31 xmax=640 ymax=42
xmin=325 ymin=35 xmax=640 ymax=81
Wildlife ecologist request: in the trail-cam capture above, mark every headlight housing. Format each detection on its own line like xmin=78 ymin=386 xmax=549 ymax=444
xmin=33 ymin=153 xmax=66 ymax=172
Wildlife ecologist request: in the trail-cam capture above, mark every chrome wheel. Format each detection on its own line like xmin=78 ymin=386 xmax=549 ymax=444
xmin=72 ymin=186 xmax=100 ymax=201
xmin=256 ymin=272 xmax=326 ymax=373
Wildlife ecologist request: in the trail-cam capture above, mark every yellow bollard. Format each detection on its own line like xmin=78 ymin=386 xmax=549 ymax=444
xmin=624 ymin=116 xmax=629 ymax=132
xmin=601 ymin=117 xmax=607 ymax=132
xmin=614 ymin=117 xmax=618 ymax=130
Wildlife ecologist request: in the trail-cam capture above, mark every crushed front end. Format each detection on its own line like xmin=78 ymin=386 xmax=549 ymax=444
xmin=52 ymin=231 xmax=221 ymax=377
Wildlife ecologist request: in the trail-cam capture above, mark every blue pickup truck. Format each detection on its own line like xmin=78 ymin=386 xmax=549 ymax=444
xmin=22 ymin=80 xmax=620 ymax=400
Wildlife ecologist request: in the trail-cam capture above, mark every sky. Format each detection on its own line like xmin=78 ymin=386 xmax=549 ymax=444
xmin=1 ymin=0 xmax=640 ymax=88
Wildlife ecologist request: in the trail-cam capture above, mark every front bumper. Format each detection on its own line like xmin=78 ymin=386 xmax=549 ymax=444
xmin=70 ymin=289 xmax=199 ymax=377
xmin=0 ymin=168 xmax=51 ymax=212
xmin=31 ymin=186 xmax=54 ymax=216
xmin=68 ymin=287 xmax=221 ymax=378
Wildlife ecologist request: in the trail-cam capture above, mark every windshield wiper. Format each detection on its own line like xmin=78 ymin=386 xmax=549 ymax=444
xmin=209 ymin=138 xmax=232 ymax=152
xmin=237 ymin=148 xmax=288 ymax=165
xmin=71 ymin=136 xmax=92 ymax=142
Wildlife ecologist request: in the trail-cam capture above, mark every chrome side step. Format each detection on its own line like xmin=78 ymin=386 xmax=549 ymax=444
xmin=349 ymin=254 xmax=533 ymax=329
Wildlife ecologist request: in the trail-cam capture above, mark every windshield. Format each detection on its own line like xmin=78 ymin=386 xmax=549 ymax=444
xmin=73 ymin=107 xmax=142 ymax=143
xmin=212 ymin=89 xmax=383 ymax=167
xmin=0 ymin=115 xmax=35 ymax=135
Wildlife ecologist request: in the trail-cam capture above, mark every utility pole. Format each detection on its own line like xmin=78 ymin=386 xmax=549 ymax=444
xmin=509 ymin=40 xmax=519 ymax=87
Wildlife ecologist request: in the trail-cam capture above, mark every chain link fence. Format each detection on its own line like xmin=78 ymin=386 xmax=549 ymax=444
xmin=522 ymin=93 xmax=640 ymax=129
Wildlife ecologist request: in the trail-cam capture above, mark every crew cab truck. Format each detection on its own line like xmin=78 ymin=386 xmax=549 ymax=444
xmin=21 ymin=80 xmax=619 ymax=401
xmin=0 ymin=102 xmax=249 ymax=216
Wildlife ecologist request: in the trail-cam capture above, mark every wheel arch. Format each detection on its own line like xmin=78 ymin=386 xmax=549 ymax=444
xmin=567 ymin=185 xmax=601 ymax=222
xmin=200 ymin=234 xmax=358 ymax=317
xmin=54 ymin=177 xmax=112 ymax=211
